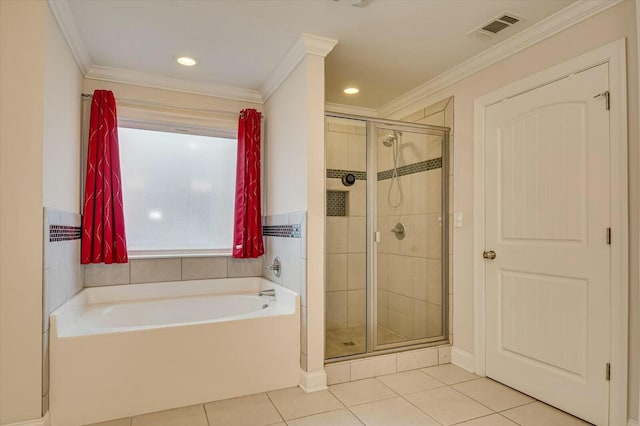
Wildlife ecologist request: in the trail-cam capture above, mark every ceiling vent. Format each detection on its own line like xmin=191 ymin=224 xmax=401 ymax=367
xmin=467 ymin=13 xmax=522 ymax=40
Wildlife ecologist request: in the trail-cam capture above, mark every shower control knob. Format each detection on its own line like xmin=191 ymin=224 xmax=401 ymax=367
xmin=483 ymin=250 xmax=496 ymax=260
xmin=342 ymin=173 xmax=356 ymax=187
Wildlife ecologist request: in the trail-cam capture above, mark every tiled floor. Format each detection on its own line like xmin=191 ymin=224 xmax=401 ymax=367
xmin=88 ymin=365 xmax=592 ymax=426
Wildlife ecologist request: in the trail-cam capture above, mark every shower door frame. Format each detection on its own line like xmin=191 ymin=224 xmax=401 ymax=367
xmin=325 ymin=112 xmax=450 ymax=362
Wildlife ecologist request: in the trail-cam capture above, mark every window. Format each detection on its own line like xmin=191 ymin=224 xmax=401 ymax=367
xmin=118 ymin=127 xmax=237 ymax=256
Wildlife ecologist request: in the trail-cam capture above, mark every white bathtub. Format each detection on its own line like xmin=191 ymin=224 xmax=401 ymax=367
xmin=49 ymin=277 xmax=300 ymax=426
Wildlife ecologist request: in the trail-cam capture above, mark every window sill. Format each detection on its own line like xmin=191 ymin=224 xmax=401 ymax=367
xmin=127 ymin=250 xmax=232 ymax=260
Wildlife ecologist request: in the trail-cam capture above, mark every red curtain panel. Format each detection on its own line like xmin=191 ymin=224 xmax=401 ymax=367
xmin=232 ymin=109 xmax=265 ymax=259
xmin=81 ymin=90 xmax=128 ymax=264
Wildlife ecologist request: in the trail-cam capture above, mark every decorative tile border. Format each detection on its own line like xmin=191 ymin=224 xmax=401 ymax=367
xmin=378 ymin=157 xmax=442 ymax=181
xmin=327 ymin=191 xmax=347 ymax=217
xmin=49 ymin=225 xmax=81 ymax=242
xmin=326 ymin=169 xmax=367 ymax=180
xmin=262 ymin=224 xmax=302 ymax=239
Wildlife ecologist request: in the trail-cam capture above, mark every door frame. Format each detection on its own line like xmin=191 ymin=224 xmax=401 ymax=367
xmin=473 ymin=39 xmax=628 ymax=425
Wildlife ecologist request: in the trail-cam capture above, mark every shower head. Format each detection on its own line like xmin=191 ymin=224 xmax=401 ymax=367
xmin=383 ymin=130 xmax=402 ymax=147
xmin=382 ymin=133 xmax=397 ymax=147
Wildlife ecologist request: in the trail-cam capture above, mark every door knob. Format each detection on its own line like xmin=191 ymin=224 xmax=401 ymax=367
xmin=483 ymin=250 xmax=496 ymax=260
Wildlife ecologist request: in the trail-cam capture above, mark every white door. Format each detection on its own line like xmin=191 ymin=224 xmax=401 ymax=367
xmin=484 ymin=63 xmax=610 ymax=425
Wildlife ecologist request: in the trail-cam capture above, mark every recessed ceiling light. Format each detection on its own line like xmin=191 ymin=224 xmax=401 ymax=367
xmin=344 ymin=87 xmax=359 ymax=95
xmin=176 ymin=57 xmax=198 ymax=66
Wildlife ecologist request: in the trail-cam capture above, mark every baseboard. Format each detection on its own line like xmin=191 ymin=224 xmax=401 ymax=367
xmin=628 ymin=419 xmax=639 ymax=426
xmin=3 ymin=412 xmax=49 ymax=426
xmin=299 ymin=368 xmax=328 ymax=392
xmin=451 ymin=347 xmax=476 ymax=373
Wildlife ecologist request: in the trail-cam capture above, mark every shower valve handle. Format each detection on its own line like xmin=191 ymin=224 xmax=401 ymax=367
xmin=391 ymin=222 xmax=406 ymax=240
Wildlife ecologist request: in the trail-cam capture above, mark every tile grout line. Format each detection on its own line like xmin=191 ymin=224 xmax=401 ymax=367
xmin=443 ymin=385 xmax=500 ymax=421
xmin=450 ymin=378 xmax=538 ymax=416
xmin=200 ymin=403 xmax=210 ymax=426
xmin=449 ymin=412 xmax=503 ymax=425
xmin=496 ymin=409 xmax=526 ymax=426
xmin=264 ymin=391 xmax=287 ymax=424
xmin=398 ymin=382 xmax=450 ymax=424
xmin=343 ymin=406 xmax=367 ymax=426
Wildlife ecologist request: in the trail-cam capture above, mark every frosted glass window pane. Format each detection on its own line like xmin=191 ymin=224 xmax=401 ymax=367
xmin=118 ymin=127 xmax=237 ymax=251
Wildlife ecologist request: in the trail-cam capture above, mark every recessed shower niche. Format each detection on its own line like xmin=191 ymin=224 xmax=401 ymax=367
xmin=325 ymin=113 xmax=449 ymax=360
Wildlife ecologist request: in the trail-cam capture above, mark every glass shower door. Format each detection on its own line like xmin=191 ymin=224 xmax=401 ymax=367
xmin=374 ymin=124 xmax=447 ymax=349
xmin=325 ymin=116 xmax=368 ymax=359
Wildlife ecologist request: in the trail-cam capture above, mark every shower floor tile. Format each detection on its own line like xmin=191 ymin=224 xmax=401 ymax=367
xmin=84 ymin=370 xmax=593 ymax=426
xmin=325 ymin=326 xmax=407 ymax=359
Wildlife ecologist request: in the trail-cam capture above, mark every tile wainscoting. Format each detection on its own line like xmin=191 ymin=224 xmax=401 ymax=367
xmin=43 ymin=207 xmax=84 ymax=415
xmin=262 ymin=212 xmax=307 ymax=370
xmin=84 ymin=256 xmax=263 ymax=286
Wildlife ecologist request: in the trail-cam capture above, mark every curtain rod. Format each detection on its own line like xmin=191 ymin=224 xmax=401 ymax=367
xmin=81 ymin=93 xmax=264 ymax=120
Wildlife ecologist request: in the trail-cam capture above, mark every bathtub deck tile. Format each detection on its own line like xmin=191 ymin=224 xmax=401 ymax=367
xmin=130 ymin=258 xmax=181 ymax=284
xmin=205 ymin=392 xmax=283 ymax=426
xmin=131 ymin=404 xmax=207 ymax=426
xmin=182 ymin=257 xmax=227 ymax=280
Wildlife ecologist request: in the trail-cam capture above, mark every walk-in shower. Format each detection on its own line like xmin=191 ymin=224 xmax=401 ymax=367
xmin=325 ymin=113 xmax=449 ymax=360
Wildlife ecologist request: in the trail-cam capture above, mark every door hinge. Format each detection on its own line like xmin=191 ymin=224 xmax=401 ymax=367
xmin=606 ymin=363 xmax=611 ymax=381
xmin=594 ymin=91 xmax=610 ymax=110
xmin=607 ymin=227 xmax=612 ymax=245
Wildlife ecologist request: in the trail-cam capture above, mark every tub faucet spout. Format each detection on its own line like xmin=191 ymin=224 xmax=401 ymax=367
xmin=259 ymin=289 xmax=276 ymax=297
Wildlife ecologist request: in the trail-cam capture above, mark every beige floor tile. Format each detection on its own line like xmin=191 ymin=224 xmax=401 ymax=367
xmin=86 ymin=419 xmax=131 ymax=426
xmin=376 ymin=370 xmax=444 ymax=395
xmin=329 ymin=378 xmax=397 ymax=406
xmin=421 ymin=364 xmax=479 ymax=385
xmin=350 ymin=397 xmax=440 ymax=426
xmin=267 ymin=386 xmax=343 ymax=420
xmin=205 ymin=392 xmax=282 ymax=425
xmin=404 ymin=386 xmax=493 ymax=425
xmin=453 ymin=378 xmax=535 ymax=411
xmin=286 ymin=409 xmax=363 ymax=426
xmin=131 ymin=404 xmax=207 ymax=426
xmin=501 ymin=402 xmax=592 ymax=426
xmin=454 ymin=413 xmax=519 ymax=425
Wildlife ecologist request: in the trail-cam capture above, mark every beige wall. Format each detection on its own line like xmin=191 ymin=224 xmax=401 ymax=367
xmin=305 ymin=54 xmax=328 ymax=373
xmin=386 ymin=0 xmax=639 ymax=419
xmin=0 ymin=1 xmax=46 ymax=423
xmin=264 ymin=54 xmax=328 ymax=374
xmin=43 ymin=8 xmax=83 ymax=214
xmin=264 ymin=61 xmax=309 ymax=216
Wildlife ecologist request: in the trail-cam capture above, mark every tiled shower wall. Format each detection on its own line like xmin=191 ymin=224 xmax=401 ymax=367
xmin=325 ymin=123 xmax=367 ymax=333
xmin=262 ymin=212 xmax=307 ymax=369
xmin=399 ymin=96 xmax=454 ymax=344
xmin=376 ymin=129 xmax=444 ymax=341
xmin=42 ymin=208 xmax=84 ymax=414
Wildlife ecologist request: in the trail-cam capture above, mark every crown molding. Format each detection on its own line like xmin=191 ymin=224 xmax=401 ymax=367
xmin=325 ymin=102 xmax=377 ymax=117
xmin=47 ymin=0 xmax=92 ymax=74
xmin=378 ymin=0 xmax=625 ymax=118
xmin=85 ymin=65 xmax=263 ymax=103
xmin=261 ymin=33 xmax=338 ymax=102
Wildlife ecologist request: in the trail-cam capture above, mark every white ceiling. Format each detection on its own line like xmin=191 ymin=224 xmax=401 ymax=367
xmin=65 ymin=0 xmax=577 ymax=109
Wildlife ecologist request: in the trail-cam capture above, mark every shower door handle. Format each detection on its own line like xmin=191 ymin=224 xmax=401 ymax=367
xmin=483 ymin=250 xmax=496 ymax=260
